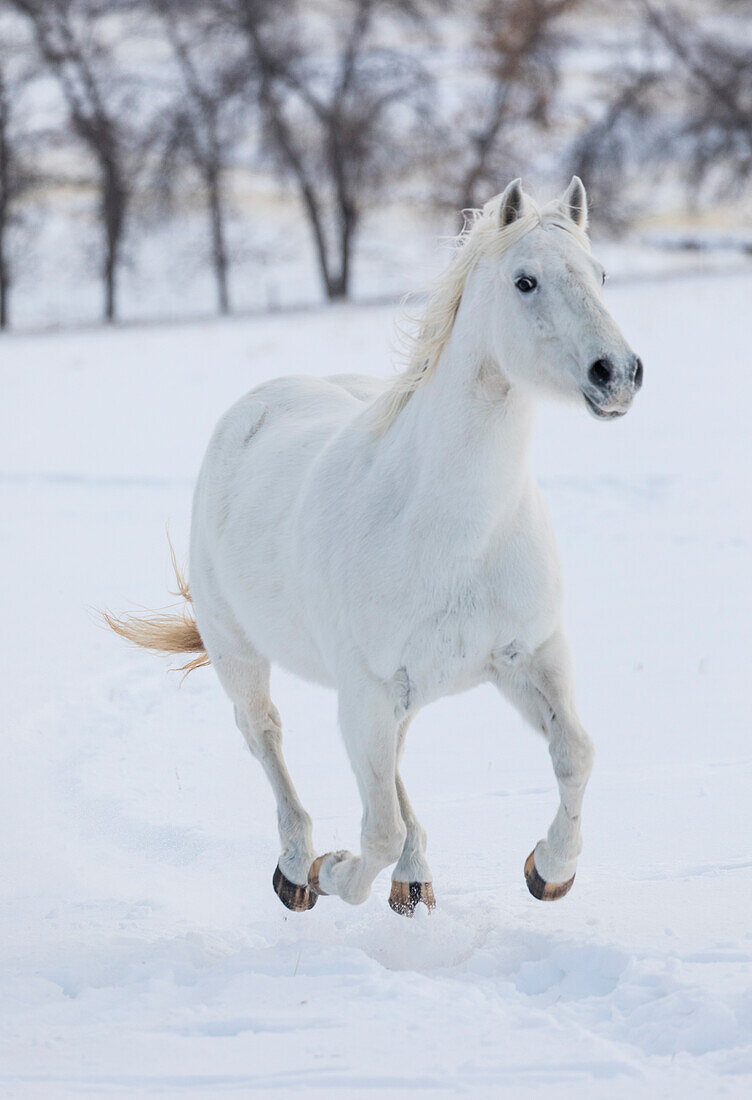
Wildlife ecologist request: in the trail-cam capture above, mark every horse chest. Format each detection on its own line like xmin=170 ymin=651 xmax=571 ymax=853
xmin=393 ymin=532 xmax=562 ymax=705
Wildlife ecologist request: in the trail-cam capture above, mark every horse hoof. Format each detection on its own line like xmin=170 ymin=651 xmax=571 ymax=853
xmin=524 ymin=850 xmax=575 ymax=901
xmin=307 ymin=854 xmax=331 ymax=896
xmin=389 ymin=880 xmax=436 ymax=917
xmin=273 ymin=864 xmax=318 ymax=912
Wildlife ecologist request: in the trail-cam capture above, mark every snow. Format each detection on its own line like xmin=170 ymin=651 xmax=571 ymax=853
xmin=1 ymin=270 xmax=751 ymax=1097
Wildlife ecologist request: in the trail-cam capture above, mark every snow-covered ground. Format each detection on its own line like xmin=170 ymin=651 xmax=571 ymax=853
xmin=1 ymin=269 xmax=750 ymax=1097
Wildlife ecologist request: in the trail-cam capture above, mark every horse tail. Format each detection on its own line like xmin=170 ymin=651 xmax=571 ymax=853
xmin=102 ymin=533 xmax=210 ymax=675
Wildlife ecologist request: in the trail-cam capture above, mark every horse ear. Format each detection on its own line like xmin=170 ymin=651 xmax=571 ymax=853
xmin=561 ymin=176 xmax=588 ymax=229
xmin=498 ymin=178 xmax=524 ymax=227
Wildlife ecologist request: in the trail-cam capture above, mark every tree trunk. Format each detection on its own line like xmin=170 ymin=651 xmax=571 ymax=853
xmin=259 ymin=101 xmax=335 ymax=299
xmin=0 ymin=74 xmax=10 ymax=329
xmin=101 ymin=161 xmax=126 ymax=323
xmin=0 ymin=190 xmax=8 ymax=330
xmin=0 ymin=262 xmax=8 ymax=329
xmin=242 ymin=28 xmax=336 ymax=303
xmin=206 ymin=166 xmax=230 ymax=314
xmin=327 ymin=202 xmax=357 ymax=301
xmin=0 ymin=237 xmax=8 ymax=329
xmin=326 ymin=277 xmax=347 ymax=300
xmin=294 ymin=176 xmax=337 ymax=301
xmin=103 ymin=244 xmax=116 ymax=322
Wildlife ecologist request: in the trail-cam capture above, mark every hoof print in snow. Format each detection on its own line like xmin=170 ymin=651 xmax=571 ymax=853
xmin=389 ymin=880 xmax=436 ymax=917
xmin=524 ymin=851 xmax=575 ymax=901
xmin=273 ymin=864 xmax=318 ymax=912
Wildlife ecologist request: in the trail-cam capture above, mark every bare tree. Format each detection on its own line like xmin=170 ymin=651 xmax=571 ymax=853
xmin=568 ymin=68 xmax=658 ymax=232
xmin=0 ymin=55 xmax=17 ymax=327
xmin=0 ymin=12 xmax=37 ymax=329
xmin=445 ymin=0 xmax=577 ymax=217
xmin=642 ymin=2 xmax=752 ymax=195
xmin=570 ymin=1 xmax=752 ymax=228
xmin=221 ymin=0 xmax=435 ymax=301
xmin=12 ymin=0 xmax=140 ymax=321
xmin=151 ymin=0 xmax=248 ymax=314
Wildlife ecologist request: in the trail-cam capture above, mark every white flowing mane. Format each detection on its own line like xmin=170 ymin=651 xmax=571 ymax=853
xmin=369 ymin=192 xmax=591 ymax=432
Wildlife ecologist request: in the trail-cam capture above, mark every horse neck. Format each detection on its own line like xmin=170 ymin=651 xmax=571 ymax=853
xmin=391 ymin=299 xmax=535 ymax=546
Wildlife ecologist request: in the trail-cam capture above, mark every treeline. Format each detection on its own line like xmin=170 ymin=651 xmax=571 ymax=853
xmin=0 ymin=0 xmax=750 ymax=327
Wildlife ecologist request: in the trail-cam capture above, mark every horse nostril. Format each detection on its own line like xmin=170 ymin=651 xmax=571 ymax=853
xmin=588 ymin=358 xmax=613 ymax=389
xmin=633 ymin=356 xmax=643 ymax=390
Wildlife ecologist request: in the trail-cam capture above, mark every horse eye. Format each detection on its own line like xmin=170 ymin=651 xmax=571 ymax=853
xmin=602 ymin=271 xmax=607 ymax=285
xmin=515 ymin=275 xmax=537 ymax=293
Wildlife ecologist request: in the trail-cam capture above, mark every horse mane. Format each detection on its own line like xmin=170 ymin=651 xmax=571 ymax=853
xmin=368 ymin=192 xmax=591 ymax=432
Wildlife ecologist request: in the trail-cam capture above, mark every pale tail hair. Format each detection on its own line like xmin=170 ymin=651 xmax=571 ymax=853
xmin=102 ymin=532 xmax=210 ymax=675
xmin=368 ymin=191 xmax=590 ymax=433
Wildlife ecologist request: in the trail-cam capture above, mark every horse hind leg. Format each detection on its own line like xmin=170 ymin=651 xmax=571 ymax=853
xmin=205 ymin=626 xmax=318 ymax=913
xmin=233 ymin=696 xmax=319 ymax=913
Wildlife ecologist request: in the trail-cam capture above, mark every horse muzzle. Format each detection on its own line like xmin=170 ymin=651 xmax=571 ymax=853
xmin=583 ymin=353 xmax=643 ymax=420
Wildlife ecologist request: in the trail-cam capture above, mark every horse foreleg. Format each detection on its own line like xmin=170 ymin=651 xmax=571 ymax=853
xmin=493 ymin=629 xmax=595 ymax=901
xmin=309 ymin=677 xmax=406 ymax=905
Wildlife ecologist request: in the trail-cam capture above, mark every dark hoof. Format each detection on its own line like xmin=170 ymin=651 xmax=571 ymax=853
xmin=389 ymin=880 xmax=436 ymax=917
xmin=524 ymin=850 xmax=575 ymax=901
xmin=307 ymin=854 xmax=330 ymax=897
xmin=273 ymin=864 xmax=317 ymax=912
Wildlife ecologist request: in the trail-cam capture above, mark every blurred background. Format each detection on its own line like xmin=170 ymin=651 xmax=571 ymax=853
xmin=3 ymin=3 xmax=752 ymax=1092
xmin=2 ymin=0 xmax=752 ymax=329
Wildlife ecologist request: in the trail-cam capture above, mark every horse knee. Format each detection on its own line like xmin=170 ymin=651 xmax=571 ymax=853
xmin=580 ymin=732 xmax=595 ymax=776
xmin=570 ymin=729 xmax=595 ymax=781
xmin=550 ymin=725 xmax=594 ymax=784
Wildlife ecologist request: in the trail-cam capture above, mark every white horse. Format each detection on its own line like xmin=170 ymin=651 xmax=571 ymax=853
xmin=108 ymin=178 xmax=642 ymax=916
